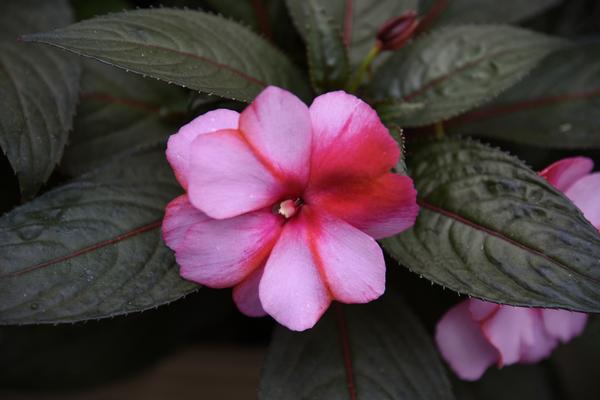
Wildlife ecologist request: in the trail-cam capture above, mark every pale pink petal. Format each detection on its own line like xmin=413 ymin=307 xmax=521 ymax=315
xmin=239 ymin=86 xmax=312 ymax=188
xmin=539 ymin=156 xmax=593 ymax=192
xmin=306 ymin=173 xmax=419 ymax=239
xmin=303 ymin=207 xmax=386 ymax=303
xmin=541 ymin=309 xmax=588 ymax=343
xmin=162 ymin=195 xmax=208 ymax=253
xmin=468 ymin=299 xmax=500 ymax=322
xmin=309 ymin=91 xmax=400 ymax=184
xmin=176 ymin=209 xmax=283 ymax=288
xmin=166 ymin=109 xmax=239 ymax=189
xmin=187 ymin=129 xmax=287 ymax=219
xmin=481 ymin=306 xmax=557 ymax=365
xmin=233 ymin=266 xmax=267 ymax=317
xmin=564 ymin=172 xmax=600 ymax=229
xmin=259 ymin=214 xmax=331 ymax=331
xmin=435 ymin=301 xmax=499 ymax=381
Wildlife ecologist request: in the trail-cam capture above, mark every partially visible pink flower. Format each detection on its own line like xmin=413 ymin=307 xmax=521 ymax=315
xmin=435 ymin=156 xmax=599 ymax=381
xmin=162 ymin=86 xmax=419 ymax=331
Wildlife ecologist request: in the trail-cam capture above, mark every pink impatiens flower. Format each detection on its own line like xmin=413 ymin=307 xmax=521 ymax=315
xmin=162 ymin=86 xmax=419 ymax=331
xmin=435 ymin=156 xmax=599 ymax=380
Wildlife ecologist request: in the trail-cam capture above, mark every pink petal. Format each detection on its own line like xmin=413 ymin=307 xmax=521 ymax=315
xmin=564 ymin=172 xmax=600 ymax=229
xmin=233 ymin=266 xmax=267 ymax=317
xmin=435 ymin=301 xmax=499 ymax=381
xmin=303 ymin=207 xmax=386 ymax=303
xmin=539 ymin=157 xmax=593 ymax=192
xmin=481 ymin=306 xmax=557 ymax=365
xmin=162 ymin=195 xmax=208 ymax=253
xmin=239 ymin=86 xmax=312 ymax=188
xmin=309 ymin=91 xmax=400 ymax=184
xmin=306 ymin=173 xmax=419 ymax=239
xmin=468 ymin=299 xmax=500 ymax=322
xmin=187 ymin=129 xmax=286 ymax=219
xmin=541 ymin=309 xmax=588 ymax=343
xmin=259 ymin=213 xmax=331 ymax=331
xmin=176 ymin=209 xmax=283 ymax=288
xmin=166 ymin=109 xmax=239 ymax=189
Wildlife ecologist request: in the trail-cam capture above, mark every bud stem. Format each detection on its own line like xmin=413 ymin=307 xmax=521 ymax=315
xmin=346 ymin=45 xmax=381 ymax=93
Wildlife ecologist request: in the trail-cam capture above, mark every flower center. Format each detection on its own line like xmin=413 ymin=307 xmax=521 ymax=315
xmin=274 ymin=198 xmax=303 ymax=219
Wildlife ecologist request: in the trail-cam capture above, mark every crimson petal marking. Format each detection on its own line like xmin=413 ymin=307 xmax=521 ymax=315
xmin=176 ymin=209 xmax=282 ymax=288
xmin=239 ymin=86 xmax=312 ymax=189
xmin=259 ymin=213 xmax=331 ymax=331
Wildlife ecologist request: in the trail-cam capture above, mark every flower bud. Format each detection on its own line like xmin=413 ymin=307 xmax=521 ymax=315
xmin=376 ymin=11 xmax=419 ymax=51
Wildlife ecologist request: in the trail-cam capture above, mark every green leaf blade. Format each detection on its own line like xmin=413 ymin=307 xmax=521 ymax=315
xmin=447 ymin=42 xmax=600 ymax=148
xmin=369 ymin=25 xmax=566 ymax=126
xmin=259 ymin=293 xmax=454 ymax=399
xmin=286 ymin=0 xmax=349 ymax=93
xmin=385 ymin=138 xmax=600 ymax=312
xmin=23 ymin=8 xmax=310 ymax=102
xmin=0 ymin=0 xmax=81 ymax=199
xmin=61 ymin=61 xmax=187 ymax=176
xmin=0 ymin=144 xmax=196 ymax=325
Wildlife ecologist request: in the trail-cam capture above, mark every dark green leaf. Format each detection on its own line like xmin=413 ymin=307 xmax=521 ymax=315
xmin=23 ymin=8 xmax=310 ymax=102
xmin=0 ymin=144 xmax=196 ymax=325
xmin=0 ymin=0 xmax=81 ymax=198
xmin=369 ymin=25 xmax=566 ymax=126
xmin=447 ymin=43 xmax=600 ymax=148
xmin=286 ymin=0 xmax=349 ymax=93
xmin=384 ymin=138 xmax=600 ymax=312
xmin=61 ymin=61 xmax=187 ymax=176
xmin=259 ymin=292 xmax=454 ymax=399
xmin=418 ymin=0 xmax=559 ymax=30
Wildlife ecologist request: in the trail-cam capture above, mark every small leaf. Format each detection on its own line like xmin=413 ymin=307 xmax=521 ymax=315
xmin=23 ymin=8 xmax=310 ymax=102
xmin=368 ymin=25 xmax=566 ymax=126
xmin=447 ymin=43 xmax=600 ymax=148
xmin=0 ymin=0 xmax=81 ymax=199
xmin=286 ymin=0 xmax=349 ymax=93
xmin=61 ymin=61 xmax=187 ymax=176
xmin=259 ymin=292 xmax=454 ymax=399
xmin=418 ymin=0 xmax=560 ymax=30
xmin=384 ymin=138 xmax=600 ymax=312
xmin=0 ymin=144 xmax=196 ymax=325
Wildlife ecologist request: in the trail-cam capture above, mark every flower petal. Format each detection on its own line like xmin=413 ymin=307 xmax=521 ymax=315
xmin=306 ymin=173 xmax=419 ymax=239
xmin=539 ymin=156 xmax=593 ymax=192
xmin=259 ymin=214 xmax=331 ymax=331
xmin=564 ymin=172 xmax=600 ymax=229
xmin=166 ymin=109 xmax=239 ymax=189
xmin=187 ymin=129 xmax=285 ymax=219
xmin=481 ymin=306 xmax=557 ymax=365
xmin=233 ymin=266 xmax=267 ymax=317
xmin=541 ymin=309 xmax=588 ymax=343
xmin=309 ymin=91 xmax=399 ymax=184
xmin=176 ymin=209 xmax=283 ymax=288
xmin=435 ymin=301 xmax=499 ymax=381
xmin=239 ymin=86 xmax=312 ymax=188
xmin=304 ymin=207 xmax=386 ymax=303
xmin=162 ymin=195 xmax=208 ymax=253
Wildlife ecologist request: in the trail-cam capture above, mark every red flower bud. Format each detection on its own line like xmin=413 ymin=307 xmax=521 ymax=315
xmin=376 ymin=11 xmax=420 ymax=51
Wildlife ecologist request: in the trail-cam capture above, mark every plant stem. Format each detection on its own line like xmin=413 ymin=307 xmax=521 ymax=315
xmin=347 ymin=45 xmax=381 ymax=93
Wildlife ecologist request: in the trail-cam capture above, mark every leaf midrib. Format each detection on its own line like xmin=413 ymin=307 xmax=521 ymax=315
xmin=0 ymin=220 xmax=162 ymax=279
xmin=418 ymin=199 xmax=600 ymax=286
xmin=23 ymin=35 xmax=268 ymax=88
